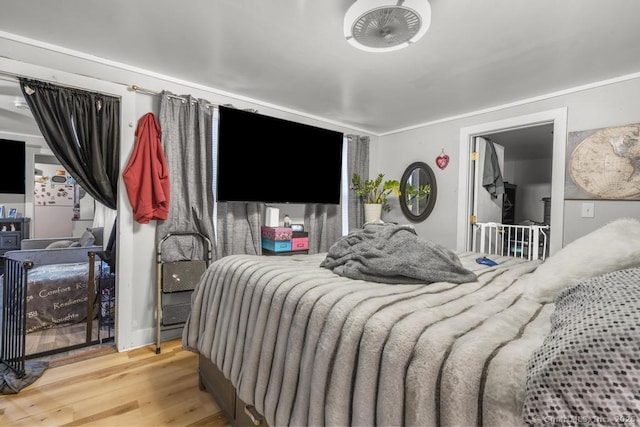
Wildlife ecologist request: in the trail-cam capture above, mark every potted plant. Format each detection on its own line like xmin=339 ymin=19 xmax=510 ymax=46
xmin=351 ymin=173 xmax=401 ymax=223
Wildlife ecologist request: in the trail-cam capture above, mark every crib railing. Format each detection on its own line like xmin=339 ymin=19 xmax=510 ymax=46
xmin=474 ymin=222 xmax=550 ymax=261
xmin=1 ymin=258 xmax=33 ymax=378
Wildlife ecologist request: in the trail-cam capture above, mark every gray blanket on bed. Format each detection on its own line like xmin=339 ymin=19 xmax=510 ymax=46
xmin=320 ymin=223 xmax=477 ymax=284
xmin=183 ymin=252 xmax=548 ymax=427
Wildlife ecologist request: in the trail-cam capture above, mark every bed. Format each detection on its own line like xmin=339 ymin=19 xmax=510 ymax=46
xmin=182 ymin=219 xmax=640 ymax=426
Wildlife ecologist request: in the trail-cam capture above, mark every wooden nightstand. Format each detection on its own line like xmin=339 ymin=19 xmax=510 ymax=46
xmin=0 ymin=218 xmax=30 ymax=274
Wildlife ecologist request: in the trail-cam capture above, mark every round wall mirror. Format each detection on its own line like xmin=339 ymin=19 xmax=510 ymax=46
xmin=399 ymin=161 xmax=437 ymax=222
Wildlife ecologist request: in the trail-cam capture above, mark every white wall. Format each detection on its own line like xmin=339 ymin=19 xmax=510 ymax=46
xmin=377 ymin=77 xmax=640 ymax=249
xmin=0 ymin=40 xmax=364 ymax=351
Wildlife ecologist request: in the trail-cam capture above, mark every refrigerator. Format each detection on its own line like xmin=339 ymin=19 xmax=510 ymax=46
xmin=33 ymin=174 xmax=78 ymax=238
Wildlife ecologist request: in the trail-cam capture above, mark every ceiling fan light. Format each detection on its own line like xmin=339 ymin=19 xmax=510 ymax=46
xmin=344 ymin=0 xmax=431 ymax=52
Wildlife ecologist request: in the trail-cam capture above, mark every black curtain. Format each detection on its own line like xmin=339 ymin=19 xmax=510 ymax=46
xmin=19 ymin=78 xmax=120 ymax=209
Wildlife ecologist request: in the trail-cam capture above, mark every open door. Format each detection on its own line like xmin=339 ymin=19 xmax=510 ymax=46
xmin=457 ymin=108 xmax=567 ymax=257
xmin=470 ymin=137 xmax=505 ymax=251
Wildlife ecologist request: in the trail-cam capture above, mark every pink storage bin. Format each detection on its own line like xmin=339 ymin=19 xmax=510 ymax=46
xmin=261 ymin=226 xmax=293 ymax=241
xmin=291 ymin=237 xmax=309 ymax=251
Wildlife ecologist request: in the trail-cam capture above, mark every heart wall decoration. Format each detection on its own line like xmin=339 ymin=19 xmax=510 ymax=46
xmin=436 ymin=149 xmax=450 ymax=170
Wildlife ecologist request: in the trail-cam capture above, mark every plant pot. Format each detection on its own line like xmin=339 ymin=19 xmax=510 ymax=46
xmin=364 ymin=203 xmax=383 ymax=224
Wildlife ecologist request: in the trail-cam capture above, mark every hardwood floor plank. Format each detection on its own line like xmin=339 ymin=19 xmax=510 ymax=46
xmin=61 ymin=401 xmax=140 ymax=427
xmin=6 ymin=352 xmax=193 ymax=420
xmin=4 ymin=351 xmax=179 ymax=411
xmin=132 ymin=396 xmax=218 ymax=426
xmin=1 ymin=339 xmax=230 ymax=427
xmin=25 ymin=320 xmax=104 ymax=355
xmin=186 ymin=411 xmax=228 ymax=427
xmin=68 ymin=359 xmax=198 ymax=419
xmin=47 ymin=346 xmax=117 ymax=369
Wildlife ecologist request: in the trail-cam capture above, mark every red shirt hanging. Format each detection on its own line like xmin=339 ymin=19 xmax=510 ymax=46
xmin=123 ymin=112 xmax=170 ymax=224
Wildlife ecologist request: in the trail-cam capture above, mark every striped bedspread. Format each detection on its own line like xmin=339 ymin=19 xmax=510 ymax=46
xmin=183 ymin=252 xmax=553 ymax=426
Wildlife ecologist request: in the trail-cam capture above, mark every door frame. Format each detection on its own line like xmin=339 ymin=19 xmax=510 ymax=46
xmin=456 ymin=108 xmax=568 ymax=256
xmin=0 ymin=56 xmax=137 ymax=351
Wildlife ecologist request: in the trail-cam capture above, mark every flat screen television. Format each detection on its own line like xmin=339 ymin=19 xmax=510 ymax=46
xmin=217 ymin=106 xmax=344 ymax=204
xmin=0 ymin=139 xmax=26 ymax=194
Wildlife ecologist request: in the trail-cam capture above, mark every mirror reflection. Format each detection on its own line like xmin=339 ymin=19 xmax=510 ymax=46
xmin=400 ymin=161 xmax=437 ymax=222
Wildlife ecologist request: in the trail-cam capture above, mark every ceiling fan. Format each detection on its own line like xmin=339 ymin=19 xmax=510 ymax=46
xmin=343 ymin=0 xmax=431 ymax=52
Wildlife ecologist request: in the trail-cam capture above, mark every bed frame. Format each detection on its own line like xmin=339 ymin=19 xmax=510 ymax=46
xmin=199 ymin=355 xmax=265 ymax=426
xmin=186 ymin=219 xmax=640 ymax=426
xmin=189 ymin=251 xmax=536 ymax=426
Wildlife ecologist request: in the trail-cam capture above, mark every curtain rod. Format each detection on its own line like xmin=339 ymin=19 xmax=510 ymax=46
xmin=1 ymin=70 xmax=119 ymax=96
xmin=130 ymin=85 xmax=217 ymax=108
xmin=0 ymin=72 xmax=251 ymax=112
xmin=129 ymin=84 xmax=258 ymax=112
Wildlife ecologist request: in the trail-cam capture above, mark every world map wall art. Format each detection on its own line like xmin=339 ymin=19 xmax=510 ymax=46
xmin=565 ymin=122 xmax=640 ymax=200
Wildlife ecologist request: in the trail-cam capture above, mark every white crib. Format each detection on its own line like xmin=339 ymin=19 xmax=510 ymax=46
xmin=474 ymin=222 xmax=550 ymax=261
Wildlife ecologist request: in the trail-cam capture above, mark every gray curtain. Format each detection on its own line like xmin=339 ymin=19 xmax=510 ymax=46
xmin=304 ymin=134 xmax=369 ymax=253
xmin=347 ymin=135 xmax=369 ymax=230
xmin=19 ymin=78 xmax=120 ymax=210
xmin=156 ymin=91 xmax=215 ymax=262
xmin=215 ymin=202 xmax=264 ymax=258
xmin=303 ymin=132 xmax=345 ymax=253
xmin=211 ymin=106 xmax=263 ymax=258
xmin=304 ymin=203 xmax=342 ymax=254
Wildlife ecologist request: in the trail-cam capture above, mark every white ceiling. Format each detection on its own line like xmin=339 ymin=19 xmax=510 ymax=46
xmin=1 ymin=0 xmax=640 ymax=139
xmin=0 ymin=80 xmax=37 ymax=136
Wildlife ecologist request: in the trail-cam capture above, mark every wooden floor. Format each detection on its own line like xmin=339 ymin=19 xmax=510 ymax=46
xmin=0 ymin=339 xmax=230 ymax=426
xmin=25 ymin=320 xmax=106 ymax=356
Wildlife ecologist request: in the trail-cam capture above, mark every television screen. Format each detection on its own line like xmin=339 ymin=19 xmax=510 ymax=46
xmin=0 ymin=139 xmax=25 ymax=194
xmin=217 ymin=106 xmax=344 ymax=204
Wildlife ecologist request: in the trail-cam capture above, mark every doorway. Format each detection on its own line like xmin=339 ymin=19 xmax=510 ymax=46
xmin=482 ymin=125 xmax=554 ymax=224
xmin=1 ymin=89 xmax=114 ymax=360
xmin=456 ymin=108 xmax=568 ymax=256
xmin=1 ymin=56 xmax=140 ymax=353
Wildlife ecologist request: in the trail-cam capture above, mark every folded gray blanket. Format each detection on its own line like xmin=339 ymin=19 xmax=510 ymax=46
xmin=320 ymin=223 xmax=477 ymax=284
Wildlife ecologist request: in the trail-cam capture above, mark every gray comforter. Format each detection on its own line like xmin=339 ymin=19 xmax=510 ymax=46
xmin=320 ymin=224 xmax=477 ymax=284
xmin=183 ymin=251 xmax=551 ymax=426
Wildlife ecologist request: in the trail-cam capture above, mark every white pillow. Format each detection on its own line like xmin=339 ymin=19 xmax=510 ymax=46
xmin=45 ymin=239 xmax=76 ymax=249
xmin=523 ymin=217 xmax=640 ymax=303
